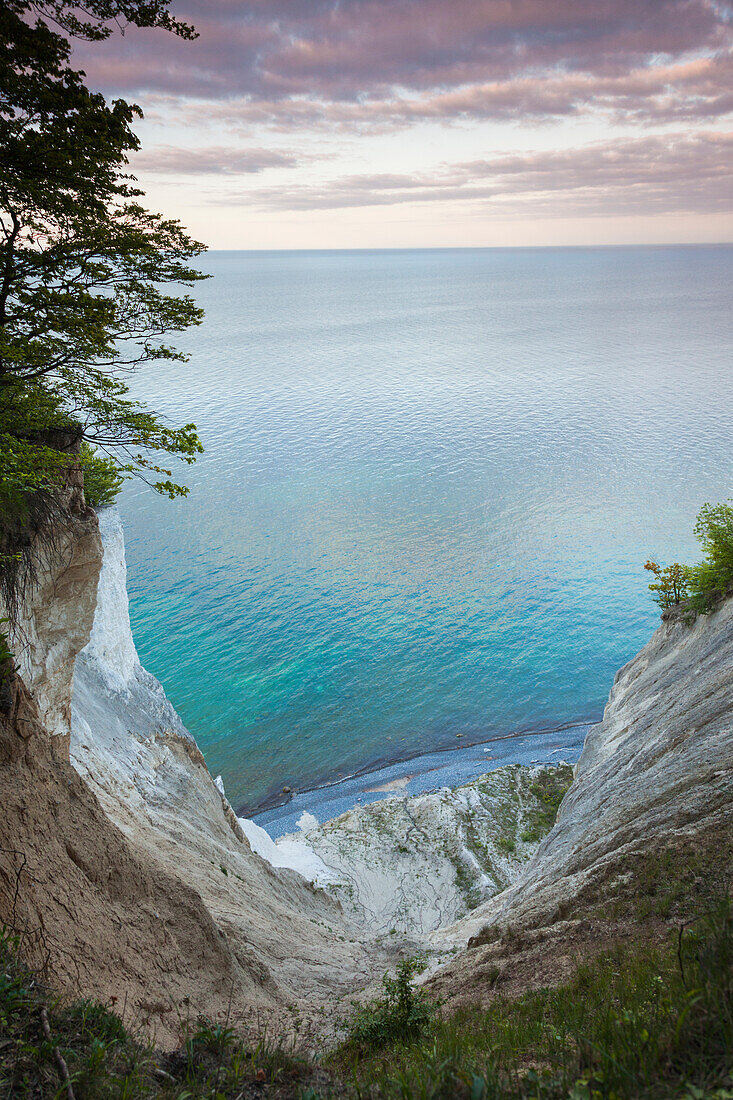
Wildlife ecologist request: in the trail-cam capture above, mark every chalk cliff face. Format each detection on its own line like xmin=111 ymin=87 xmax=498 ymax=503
xmin=273 ymin=764 xmax=574 ymax=940
xmin=70 ymin=509 xmax=379 ymax=1030
xmin=3 ymin=491 xmax=731 ymax=1041
xmin=71 ymin=508 xmax=241 ymax=839
xmin=2 ymin=472 xmax=101 ymax=742
xmin=425 ymin=596 xmax=733 ymax=1003
xmin=0 ymin=503 xmax=373 ymax=1046
xmin=0 ymin=501 xmax=283 ymax=1046
xmin=0 ymin=670 xmax=269 ymax=1045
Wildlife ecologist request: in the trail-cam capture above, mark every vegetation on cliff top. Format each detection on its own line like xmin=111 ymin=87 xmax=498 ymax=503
xmin=0 ymin=0 xmax=205 ymax=556
xmin=646 ymin=500 xmax=733 ymax=613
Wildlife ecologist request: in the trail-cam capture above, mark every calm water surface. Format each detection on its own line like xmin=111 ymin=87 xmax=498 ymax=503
xmin=118 ymin=247 xmax=733 ymax=811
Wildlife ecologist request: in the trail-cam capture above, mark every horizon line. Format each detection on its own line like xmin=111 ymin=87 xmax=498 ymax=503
xmin=200 ymin=241 xmax=733 ymax=253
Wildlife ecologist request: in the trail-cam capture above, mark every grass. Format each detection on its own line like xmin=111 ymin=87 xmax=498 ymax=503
xmin=0 ymin=926 xmax=314 ymax=1098
xmin=2 ymin=900 xmax=731 ymax=1098
xmin=519 ymin=769 xmax=573 ymax=845
xmin=330 ymin=900 xmax=733 ymax=1100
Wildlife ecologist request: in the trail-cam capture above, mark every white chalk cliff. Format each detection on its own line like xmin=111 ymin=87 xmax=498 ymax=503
xmin=427 ymin=592 xmax=733 ymax=996
xmin=2 ymin=496 xmax=730 ymax=1043
xmin=71 ymin=510 xmax=581 ymax=950
xmin=70 ymin=510 xmax=574 ymax=961
xmin=70 ymin=509 xmax=378 ymax=1029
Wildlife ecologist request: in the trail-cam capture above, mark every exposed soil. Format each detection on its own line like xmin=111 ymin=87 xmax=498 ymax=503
xmin=428 ymin=821 xmax=733 ymax=1011
xmin=0 ymin=667 xmax=280 ymax=1048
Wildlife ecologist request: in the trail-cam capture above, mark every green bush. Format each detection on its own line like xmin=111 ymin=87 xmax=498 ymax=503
xmin=341 ymin=958 xmax=437 ymax=1053
xmin=520 ymin=767 xmax=573 ymax=843
xmin=688 ymin=500 xmax=733 ymax=611
xmin=2 ymin=901 xmax=732 ymax=1098
xmin=646 ymin=500 xmax=733 ymax=615
xmin=79 ymin=443 xmax=124 ymax=509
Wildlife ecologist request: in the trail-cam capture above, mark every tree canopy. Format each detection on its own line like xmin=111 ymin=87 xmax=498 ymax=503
xmin=0 ymin=0 xmax=205 ymax=514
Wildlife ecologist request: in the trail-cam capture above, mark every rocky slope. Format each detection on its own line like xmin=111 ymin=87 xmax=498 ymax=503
xmin=1 ymin=503 xmax=373 ymax=1046
xmin=70 ymin=509 xmax=382 ymax=1027
xmin=0 ymin=496 xmax=284 ymax=1047
xmin=2 ymin=457 xmax=101 ymax=743
xmin=426 ymin=595 xmax=733 ymax=1004
xmin=71 ymin=511 xmax=579 ymax=963
xmin=270 ymin=764 xmax=573 ymax=941
xmin=0 ymin=671 xmax=268 ymax=1044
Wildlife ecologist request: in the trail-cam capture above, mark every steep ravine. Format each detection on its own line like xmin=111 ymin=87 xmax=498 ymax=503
xmin=1 ymin=503 xmax=376 ymax=1046
xmin=0 ymin=495 xmax=283 ymax=1047
xmin=65 ymin=506 xmax=733 ymax=1006
xmin=70 ymin=510 xmax=379 ymax=1023
xmin=1 ymin=498 xmax=731 ymax=1047
xmin=70 ymin=510 xmax=581 ymax=957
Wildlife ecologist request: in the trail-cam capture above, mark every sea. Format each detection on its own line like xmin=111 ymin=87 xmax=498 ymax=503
xmin=116 ymin=246 xmax=733 ymax=816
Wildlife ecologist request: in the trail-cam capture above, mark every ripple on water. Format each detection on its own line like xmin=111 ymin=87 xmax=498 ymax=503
xmin=119 ymin=246 xmax=733 ymax=808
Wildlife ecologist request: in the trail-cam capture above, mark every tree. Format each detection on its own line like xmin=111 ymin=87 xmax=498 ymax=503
xmin=644 ymin=559 xmax=691 ymax=610
xmin=688 ymin=500 xmax=733 ymax=610
xmin=0 ymin=0 xmax=205 ymax=510
xmin=645 ymin=499 xmax=733 ymax=615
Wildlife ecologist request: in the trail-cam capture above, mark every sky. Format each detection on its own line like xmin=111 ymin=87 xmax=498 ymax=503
xmin=75 ymin=0 xmax=733 ymax=249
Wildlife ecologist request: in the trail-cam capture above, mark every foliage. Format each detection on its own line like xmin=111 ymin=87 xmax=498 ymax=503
xmin=0 ymin=616 xmax=14 ymax=685
xmin=0 ymin=925 xmax=315 ymax=1098
xmin=340 ymin=958 xmax=437 ymax=1053
xmin=21 ymin=0 xmax=196 ymax=42
xmin=80 ymin=442 xmax=123 ymax=509
xmin=520 ymin=767 xmax=573 ymax=844
xmin=644 ymin=559 xmax=691 ymax=610
xmin=0 ymin=0 xmax=206 ymax=513
xmin=688 ymin=501 xmax=733 ymax=611
xmin=2 ymin=900 xmax=732 ymax=1097
xmin=646 ymin=501 xmax=733 ymax=615
xmin=334 ymin=901 xmax=733 ymax=1100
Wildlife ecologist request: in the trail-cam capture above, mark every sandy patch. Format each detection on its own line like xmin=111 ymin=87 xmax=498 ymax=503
xmin=365 ymin=775 xmax=414 ymax=793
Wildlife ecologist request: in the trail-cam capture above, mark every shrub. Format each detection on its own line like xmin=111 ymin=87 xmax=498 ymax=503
xmin=644 ymin=559 xmax=691 ymax=609
xmin=520 ymin=767 xmax=573 ymax=843
xmin=341 ymin=958 xmax=437 ymax=1053
xmin=646 ymin=499 xmax=733 ymax=614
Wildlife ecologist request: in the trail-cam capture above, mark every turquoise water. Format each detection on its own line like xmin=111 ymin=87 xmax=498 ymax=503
xmin=119 ymin=246 xmax=733 ymax=813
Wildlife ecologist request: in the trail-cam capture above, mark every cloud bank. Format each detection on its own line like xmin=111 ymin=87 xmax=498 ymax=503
xmin=241 ymin=131 xmax=733 ymax=216
xmin=78 ymin=0 xmax=733 ymax=126
xmin=75 ymin=1 xmax=733 ymax=240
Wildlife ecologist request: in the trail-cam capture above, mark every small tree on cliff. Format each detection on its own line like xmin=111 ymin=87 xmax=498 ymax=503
xmin=644 ymin=560 xmax=691 ymax=610
xmin=645 ymin=499 xmax=733 ymax=614
xmin=0 ymin=0 xmax=205 ymax=508
xmin=688 ymin=500 xmax=733 ymax=610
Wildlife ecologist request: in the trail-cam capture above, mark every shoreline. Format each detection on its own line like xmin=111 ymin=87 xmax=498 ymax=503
xmin=250 ymin=718 xmax=595 ymax=840
xmin=239 ymin=716 xmax=596 ymax=817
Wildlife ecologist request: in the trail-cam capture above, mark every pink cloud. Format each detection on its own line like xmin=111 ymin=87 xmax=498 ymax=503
xmin=234 ymin=130 xmax=733 ymax=215
xmin=70 ymin=0 xmax=733 ymax=130
xmin=131 ymin=145 xmax=302 ymax=174
xmin=177 ymin=53 xmax=733 ymax=133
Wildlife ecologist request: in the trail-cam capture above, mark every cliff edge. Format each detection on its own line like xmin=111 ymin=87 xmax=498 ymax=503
xmin=427 ymin=595 xmax=733 ymax=1005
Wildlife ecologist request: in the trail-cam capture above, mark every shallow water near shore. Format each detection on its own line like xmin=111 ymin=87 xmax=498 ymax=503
xmin=253 ymin=721 xmax=589 ymax=838
xmin=117 ymin=246 xmax=733 ymax=810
